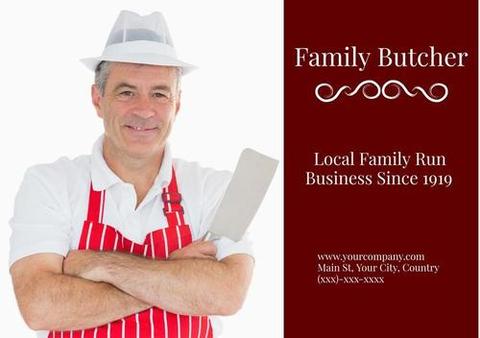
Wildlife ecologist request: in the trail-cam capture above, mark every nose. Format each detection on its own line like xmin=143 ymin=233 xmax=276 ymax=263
xmin=131 ymin=94 xmax=156 ymax=119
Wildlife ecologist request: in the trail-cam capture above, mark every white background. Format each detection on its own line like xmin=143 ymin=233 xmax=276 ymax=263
xmin=0 ymin=1 xmax=282 ymax=337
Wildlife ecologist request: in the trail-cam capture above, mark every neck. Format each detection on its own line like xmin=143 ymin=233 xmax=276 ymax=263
xmin=103 ymin=138 xmax=164 ymax=206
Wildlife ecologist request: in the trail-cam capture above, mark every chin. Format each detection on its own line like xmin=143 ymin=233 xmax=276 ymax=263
xmin=124 ymin=143 xmax=164 ymax=160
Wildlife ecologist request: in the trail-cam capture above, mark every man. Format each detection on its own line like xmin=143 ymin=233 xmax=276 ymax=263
xmin=9 ymin=10 xmax=254 ymax=338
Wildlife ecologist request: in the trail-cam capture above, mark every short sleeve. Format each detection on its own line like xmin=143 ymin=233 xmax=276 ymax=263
xmin=200 ymin=170 xmax=254 ymax=260
xmin=213 ymin=233 xmax=254 ymax=261
xmin=9 ymin=166 xmax=71 ymax=267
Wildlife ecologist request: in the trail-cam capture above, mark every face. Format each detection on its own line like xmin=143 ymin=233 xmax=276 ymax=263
xmin=92 ymin=62 xmax=181 ymax=162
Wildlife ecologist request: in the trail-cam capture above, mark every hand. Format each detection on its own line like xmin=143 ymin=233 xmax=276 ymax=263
xmin=168 ymin=240 xmax=217 ymax=261
xmin=63 ymin=250 xmax=106 ymax=282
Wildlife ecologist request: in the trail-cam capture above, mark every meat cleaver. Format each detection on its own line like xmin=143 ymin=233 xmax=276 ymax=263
xmin=204 ymin=148 xmax=279 ymax=242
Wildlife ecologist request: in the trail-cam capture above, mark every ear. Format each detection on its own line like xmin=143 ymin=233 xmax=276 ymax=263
xmin=175 ymin=89 xmax=182 ymax=116
xmin=91 ymin=84 xmax=104 ymax=118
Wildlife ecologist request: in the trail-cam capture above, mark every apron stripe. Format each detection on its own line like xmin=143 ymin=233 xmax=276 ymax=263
xmin=78 ymin=221 xmax=88 ymax=250
xmin=188 ymin=317 xmax=192 ymax=338
xmin=100 ymin=223 xmax=107 ymax=250
xmin=175 ymin=226 xmax=182 ymax=249
xmin=176 ymin=222 xmax=190 ymax=338
xmin=85 ymin=222 xmax=93 ymax=250
xmin=149 ymin=309 xmax=155 ymax=338
xmin=196 ymin=317 xmax=202 ymax=338
xmin=81 ymin=220 xmax=92 ymax=338
xmin=98 ymin=191 xmax=103 ymax=224
xmin=148 ymin=232 xmax=156 ymax=338
xmin=135 ymin=313 xmax=140 ymax=337
xmin=161 ymin=228 xmax=169 ymax=258
xmin=154 ymin=309 xmax=164 ymax=338
xmin=190 ymin=318 xmax=199 ymax=338
xmin=163 ymin=311 xmax=169 ymax=338
xmin=175 ymin=213 xmax=182 ymax=229
xmin=150 ymin=233 xmax=156 ymax=258
xmin=202 ymin=317 xmax=208 ymax=338
xmin=152 ymin=231 xmax=161 ymax=259
xmin=139 ymin=240 xmax=152 ymax=338
xmin=100 ymin=190 xmax=106 ymax=224
xmin=113 ymin=232 xmax=119 ymax=250
xmin=177 ymin=315 xmax=182 ymax=338
xmin=129 ymin=240 xmax=135 ymax=253
xmin=204 ymin=320 xmax=209 ymax=338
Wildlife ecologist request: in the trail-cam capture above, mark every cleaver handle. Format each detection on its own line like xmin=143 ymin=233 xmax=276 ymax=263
xmin=203 ymin=231 xmax=221 ymax=241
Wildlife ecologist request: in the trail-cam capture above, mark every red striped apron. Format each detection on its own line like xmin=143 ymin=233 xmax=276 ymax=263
xmin=48 ymin=168 xmax=214 ymax=338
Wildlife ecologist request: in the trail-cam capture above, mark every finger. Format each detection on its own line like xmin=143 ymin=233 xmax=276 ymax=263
xmin=187 ymin=240 xmax=216 ymax=252
xmin=197 ymin=254 xmax=217 ymax=261
xmin=197 ymin=241 xmax=217 ymax=256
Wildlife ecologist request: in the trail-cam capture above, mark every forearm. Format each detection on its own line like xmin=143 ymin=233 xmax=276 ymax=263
xmin=109 ymin=256 xmax=237 ymax=315
xmin=84 ymin=251 xmax=253 ymax=316
xmin=16 ymin=271 xmax=150 ymax=331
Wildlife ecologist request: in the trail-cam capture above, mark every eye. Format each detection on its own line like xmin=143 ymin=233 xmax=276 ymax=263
xmin=119 ymin=90 xmax=134 ymax=97
xmin=153 ymin=92 xmax=168 ymax=99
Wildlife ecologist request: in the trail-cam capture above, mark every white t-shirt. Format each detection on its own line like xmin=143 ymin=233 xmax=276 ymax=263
xmin=9 ymin=135 xmax=253 ymax=337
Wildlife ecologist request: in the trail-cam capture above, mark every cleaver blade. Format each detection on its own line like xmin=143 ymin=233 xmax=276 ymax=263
xmin=205 ymin=148 xmax=278 ymax=242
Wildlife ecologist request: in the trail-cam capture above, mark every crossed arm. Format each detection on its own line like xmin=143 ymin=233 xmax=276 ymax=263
xmin=10 ymin=241 xmax=254 ymax=331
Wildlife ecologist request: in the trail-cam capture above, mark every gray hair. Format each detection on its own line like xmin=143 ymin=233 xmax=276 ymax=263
xmin=94 ymin=61 xmax=112 ymax=96
xmin=94 ymin=61 xmax=182 ymax=96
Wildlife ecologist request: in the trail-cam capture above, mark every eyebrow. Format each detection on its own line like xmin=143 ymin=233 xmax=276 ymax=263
xmin=113 ymin=82 xmax=136 ymax=91
xmin=112 ymin=83 xmax=173 ymax=92
xmin=152 ymin=85 xmax=173 ymax=92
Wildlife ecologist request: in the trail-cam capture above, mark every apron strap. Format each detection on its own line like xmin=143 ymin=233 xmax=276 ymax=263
xmin=162 ymin=167 xmax=186 ymax=227
xmin=86 ymin=183 xmax=105 ymax=224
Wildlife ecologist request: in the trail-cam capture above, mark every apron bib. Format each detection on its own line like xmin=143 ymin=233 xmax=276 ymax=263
xmin=48 ymin=168 xmax=213 ymax=338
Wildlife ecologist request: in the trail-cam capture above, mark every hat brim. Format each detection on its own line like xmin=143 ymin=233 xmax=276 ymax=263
xmin=80 ymin=53 xmax=197 ymax=75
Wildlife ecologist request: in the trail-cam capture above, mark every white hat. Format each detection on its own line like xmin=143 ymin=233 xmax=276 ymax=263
xmin=80 ymin=10 xmax=196 ymax=74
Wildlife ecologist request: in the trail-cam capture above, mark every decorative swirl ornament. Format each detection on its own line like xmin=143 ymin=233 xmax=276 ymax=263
xmin=315 ymin=80 xmax=448 ymax=103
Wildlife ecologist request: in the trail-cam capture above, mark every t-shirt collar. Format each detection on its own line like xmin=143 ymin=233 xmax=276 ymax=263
xmin=90 ymin=134 xmax=173 ymax=192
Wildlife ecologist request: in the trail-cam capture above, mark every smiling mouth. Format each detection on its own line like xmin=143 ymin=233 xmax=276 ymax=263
xmin=125 ymin=125 xmax=158 ymax=131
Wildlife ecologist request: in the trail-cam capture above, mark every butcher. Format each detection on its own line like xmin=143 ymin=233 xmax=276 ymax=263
xmin=9 ymin=10 xmax=254 ymax=338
